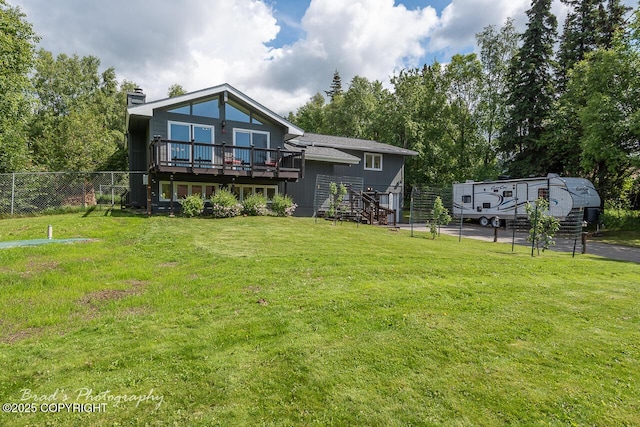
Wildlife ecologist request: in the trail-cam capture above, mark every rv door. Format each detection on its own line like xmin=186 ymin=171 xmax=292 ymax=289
xmin=515 ymin=183 xmax=528 ymax=217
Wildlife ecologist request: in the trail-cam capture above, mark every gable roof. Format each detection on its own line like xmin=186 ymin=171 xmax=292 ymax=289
xmin=126 ymin=83 xmax=304 ymax=140
xmin=291 ymin=133 xmax=418 ymax=156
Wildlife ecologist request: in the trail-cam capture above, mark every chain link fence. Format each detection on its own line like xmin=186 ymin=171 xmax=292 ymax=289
xmin=0 ymin=172 xmax=144 ymax=216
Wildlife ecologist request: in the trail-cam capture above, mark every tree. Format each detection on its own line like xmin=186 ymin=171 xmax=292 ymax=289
xmin=287 ymin=92 xmax=327 ymax=133
xmin=327 ymin=76 xmax=389 ymax=140
xmin=429 ymin=196 xmax=451 ymax=239
xmin=30 ymin=50 xmax=130 ymax=171
xmin=500 ymin=0 xmax=557 ymax=177
xmin=325 ymin=70 xmax=343 ymax=101
xmin=168 ymin=84 xmax=186 ymax=98
xmin=525 ymin=197 xmax=560 ymax=254
xmin=0 ymin=1 xmax=39 ymax=172
xmin=569 ymin=47 xmax=640 ymax=204
xmin=556 ymin=0 xmax=606 ymax=92
xmin=390 ymin=64 xmax=449 ymax=187
xmin=476 ymin=18 xmax=519 ymax=177
xmin=601 ymin=0 xmax=631 ymax=49
xmin=442 ymin=53 xmax=485 ymax=181
xmin=328 ymin=182 xmax=347 ymax=224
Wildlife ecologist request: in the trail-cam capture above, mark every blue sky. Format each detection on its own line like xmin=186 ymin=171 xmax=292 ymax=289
xmin=266 ymin=0 xmax=451 ymax=47
xmin=12 ymin=0 xmax=638 ymax=114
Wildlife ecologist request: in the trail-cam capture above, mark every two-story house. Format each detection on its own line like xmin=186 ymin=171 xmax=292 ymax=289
xmin=126 ymin=83 xmax=416 ymax=220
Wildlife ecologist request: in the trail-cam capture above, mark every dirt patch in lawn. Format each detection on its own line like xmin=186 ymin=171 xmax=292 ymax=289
xmin=79 ymin=280 xmax=148 ymax=307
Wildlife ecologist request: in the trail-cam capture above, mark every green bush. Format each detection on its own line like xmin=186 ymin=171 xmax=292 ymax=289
xmin=211 ymin=189 xmax=241 ymax=218
xmin=525 ymin=198 xmax=560 ymax=254
xmin=242 ymin=194 xmax=268 ymax=216
xmin=601 ymin=208 xmax=640 ymax=231
xmin=270 ymin=194 xmax=297 ymax=217
xmin=180 ymin=194 xmax=204 ymax=217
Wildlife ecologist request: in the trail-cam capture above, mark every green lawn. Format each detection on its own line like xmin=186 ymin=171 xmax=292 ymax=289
xmin=592 ymin=230 xmax=640 ymax=248
xmin=1 ymin=211 xmax=639 ymax=426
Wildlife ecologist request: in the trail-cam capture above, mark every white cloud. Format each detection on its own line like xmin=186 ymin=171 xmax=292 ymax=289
xmin=249 ymin=0 xmax=439 ymax=113
xmin=430 ymin=0 xmax=529 ymax=53
xmin=13 ymin=0 xmax=638 ymax=115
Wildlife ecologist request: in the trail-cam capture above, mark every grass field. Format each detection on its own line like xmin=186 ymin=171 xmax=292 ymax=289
xmin=0 ymin=211 xmax=639 ymax=426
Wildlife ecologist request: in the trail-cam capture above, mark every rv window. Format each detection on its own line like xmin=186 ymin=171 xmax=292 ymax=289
xmin=538 ymin=188 xmax=549 ymax=200
xmin=483 ymin=202 xmax=491 ymax=209
xmin=503 ymin=191 xmax=513 ymax=197
xmin=462 ymin=195 xmax=471 ymax=203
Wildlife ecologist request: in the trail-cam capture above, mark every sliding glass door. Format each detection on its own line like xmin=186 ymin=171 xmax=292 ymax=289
xmin=168 ymin=122 xmax=214 ymax=167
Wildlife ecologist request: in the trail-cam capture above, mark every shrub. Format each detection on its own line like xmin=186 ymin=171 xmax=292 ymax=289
xmin=601 ymin=207 xmax=640 ymax=231
xmin=429 ymin=196 xmax=451 ymax=239
xmin=270 ymin=194 xmax=297 ymax=217
xmin=242 ymin=194 xmax=268 ymax=216
xmin=525 ymin=198 xmax=560 ymax=254
xmin=211 ymin=189 xmax=241 ymax=218
xmin=180 ymin=194 xmax=204 ymax=217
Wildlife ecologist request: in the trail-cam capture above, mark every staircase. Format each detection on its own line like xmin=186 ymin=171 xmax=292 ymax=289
xmin=344 ymin=190 xmax=396 ymax=226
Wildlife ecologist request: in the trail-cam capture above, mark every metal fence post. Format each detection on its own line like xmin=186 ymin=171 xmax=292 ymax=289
xmin=111 ymin=172 xmax=115 ymax=206
xmin=11 ymin=172 xmax=15 ymax=216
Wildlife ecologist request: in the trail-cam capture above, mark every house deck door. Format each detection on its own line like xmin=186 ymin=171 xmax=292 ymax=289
xmin=168 ymin=122 xmax=214 ymax=167
xmin=193 ymin=126 xmax=213 ymax=166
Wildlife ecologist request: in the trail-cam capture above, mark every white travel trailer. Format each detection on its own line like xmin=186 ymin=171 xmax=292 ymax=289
xmin=452 ymin=174 xmax=601 ymax=227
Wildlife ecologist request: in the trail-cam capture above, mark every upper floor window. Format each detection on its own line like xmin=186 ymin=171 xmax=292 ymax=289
xmin=364 ymin=153 xmax=382 ymax=171
xmin=193 ymin=99 xmax=219 ymax=118
xmin=226 ymin=101 xmax=264 ymax=124
xmin=167 ymin=98 xmax=220 ymax=118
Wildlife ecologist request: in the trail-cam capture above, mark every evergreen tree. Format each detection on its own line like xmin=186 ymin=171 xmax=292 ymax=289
xmin=548 ymin=0 xmax=631 ymax=176
xmin=601 ymin=0 xmax=631 ymax=48
xmin=556 ymin=0 xmax=605 ymax=91
xmin=325 ymin=70 xmax=343 ymax=101
xmin=500 ymin=0 xmax=557 ymax=177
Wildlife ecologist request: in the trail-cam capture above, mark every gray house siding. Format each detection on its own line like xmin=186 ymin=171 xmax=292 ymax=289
xmin=332 ymin=150 xmax=404 ymax=192
xmin=284 ymin=161 xmax=336 ymax=216
xmin=287 ymin=150 xmax=406 ymax=220
xmin=127 ymin=120 xmax=149 ymax=208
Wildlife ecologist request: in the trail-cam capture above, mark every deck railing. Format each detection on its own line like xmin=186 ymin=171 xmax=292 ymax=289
xmin=149 ymin=138 xmax=304 ymax=180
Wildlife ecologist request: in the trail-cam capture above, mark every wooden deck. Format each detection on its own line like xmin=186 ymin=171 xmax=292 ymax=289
xmin=149 ymin=138 xmax=304 ymax=181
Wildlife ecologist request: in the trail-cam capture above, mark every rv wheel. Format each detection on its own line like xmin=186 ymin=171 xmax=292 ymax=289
xmin=478 ymin=216 xmax=489 ymax=227
xmin=490 ymin=217 xmax=500 ymax=228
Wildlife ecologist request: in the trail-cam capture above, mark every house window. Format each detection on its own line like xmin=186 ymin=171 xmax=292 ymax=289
xmin=159 ymin=182 xmax=277 ymax=202
xmin=168 ymin=104 xmax=190 ymax=115
xmin=192 ymin=99 xmax=219 ymax=118
xmin=167 ymin=98 xmax=220 ymax=118
xmin=226 ymin=102 xmax=251 ymax=123
xmin=226 ymin=101 xmax=263 ymax=124
xmin=159 ymin=182 xmax=219 ymax=201
xmin=234 ymin=129 xmax=270 ymax=164
xmin=364 ymin=153 xmax=382 ymax=171
xmin=231 ymin=184 xmax=278 ymax=201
